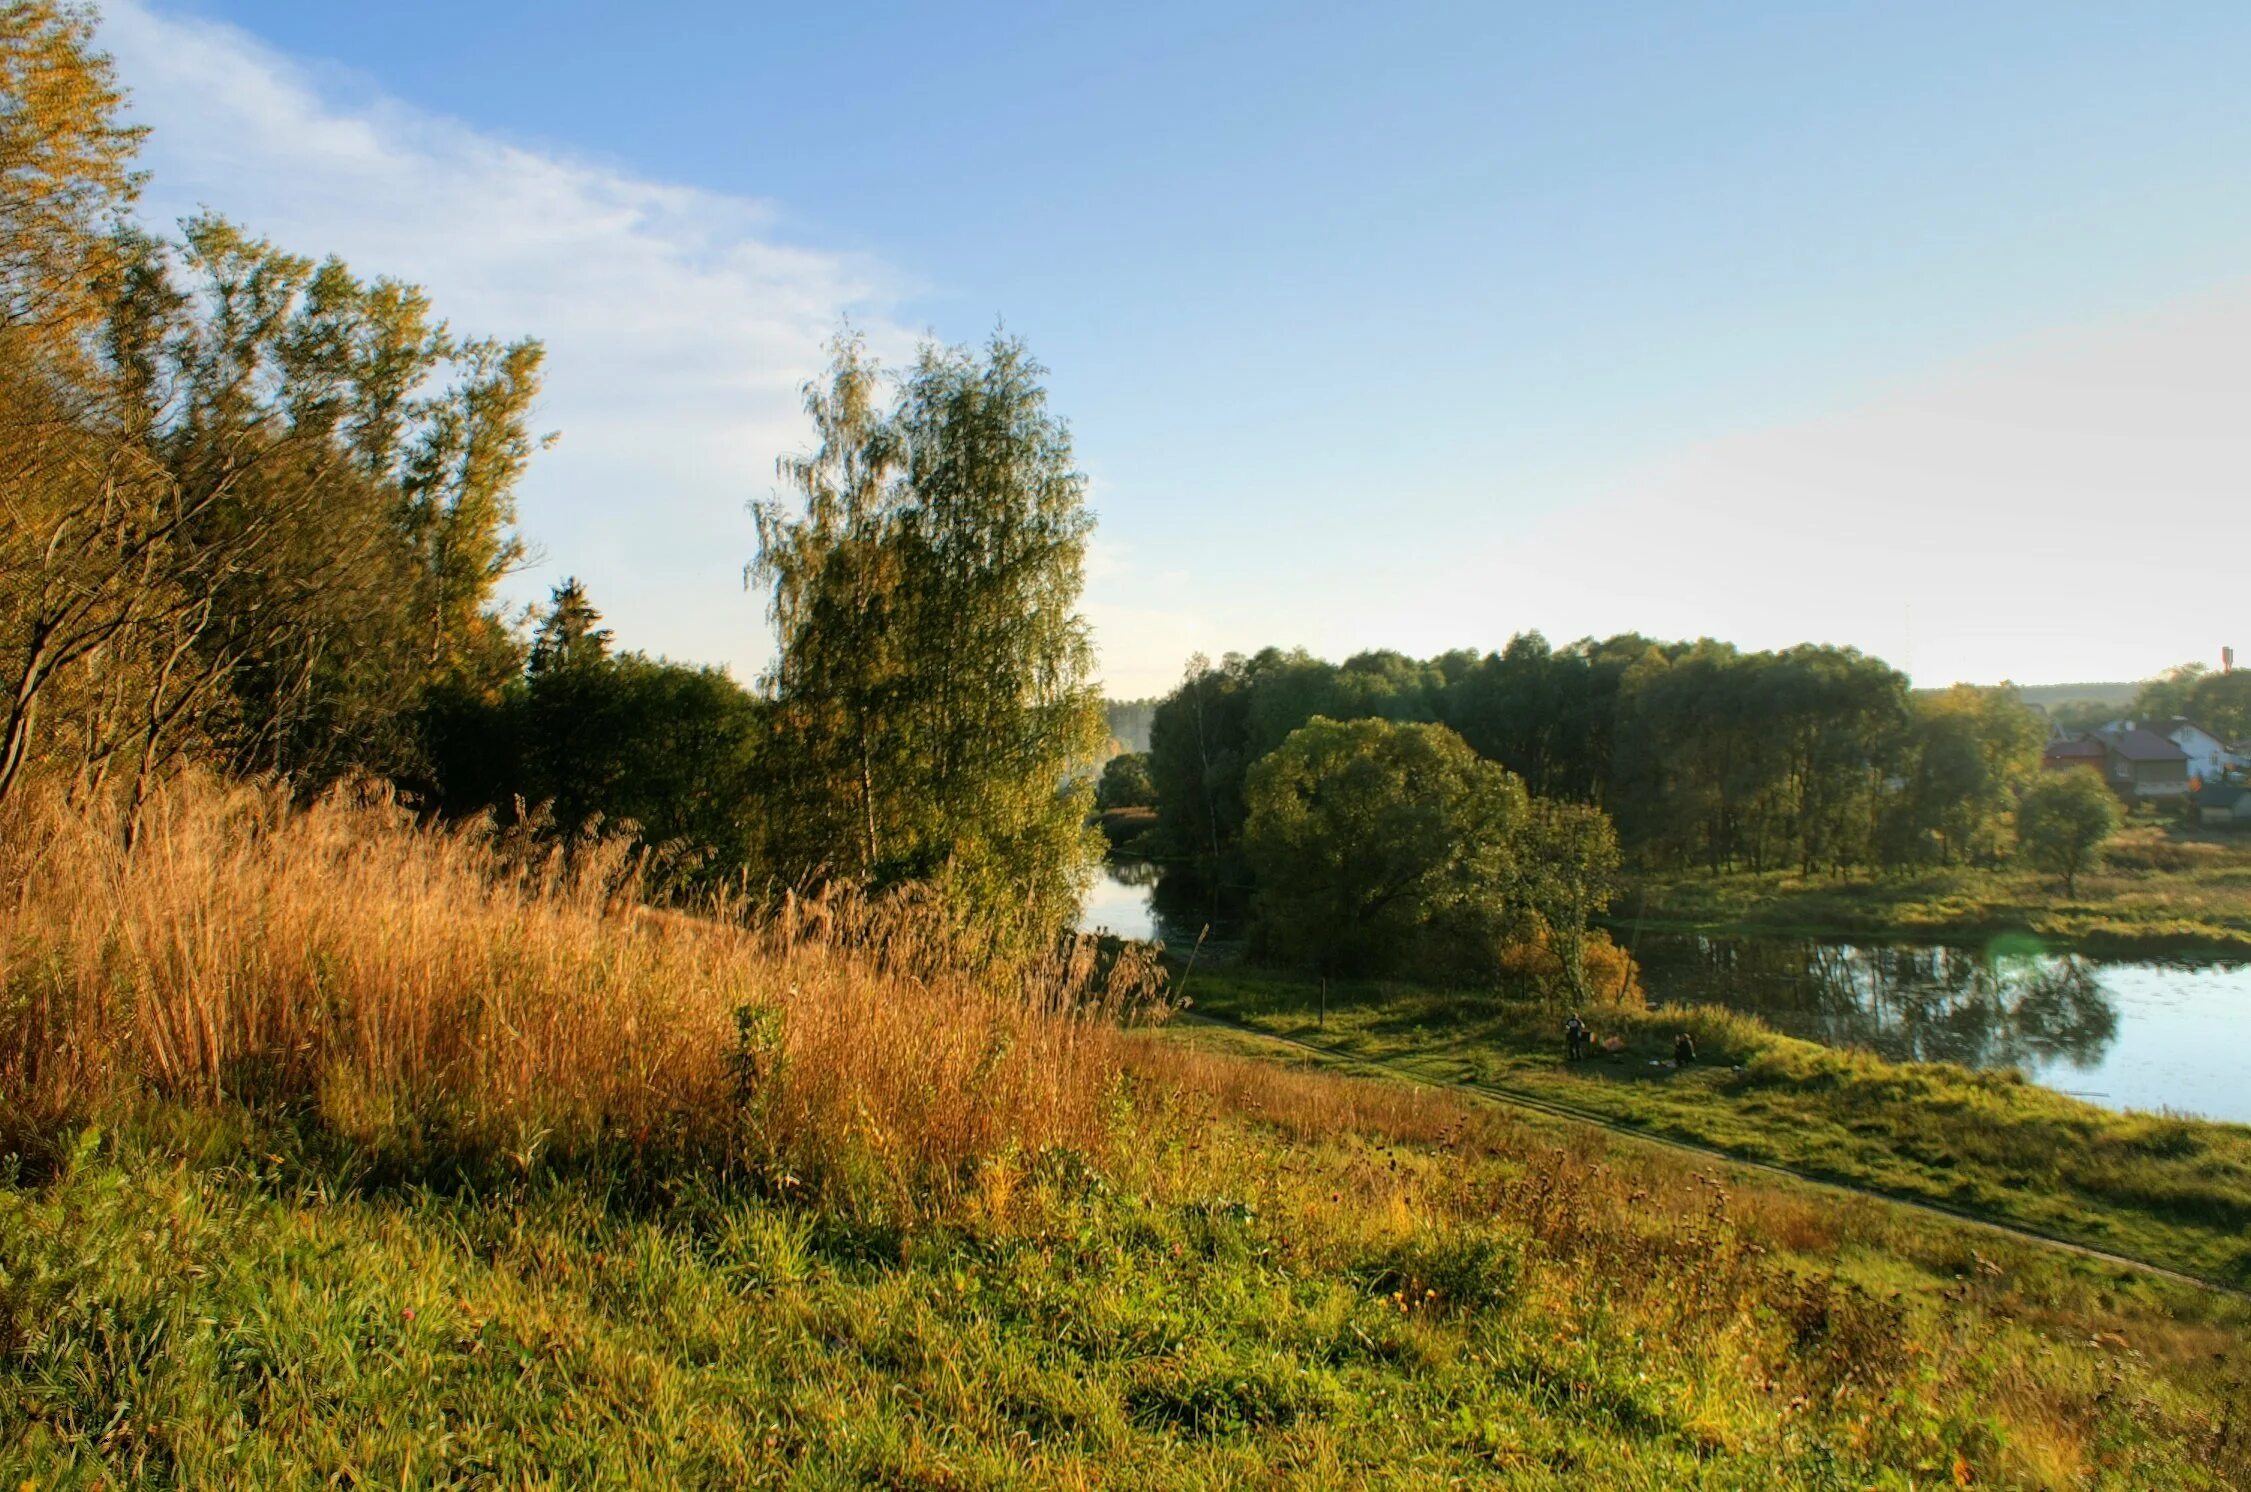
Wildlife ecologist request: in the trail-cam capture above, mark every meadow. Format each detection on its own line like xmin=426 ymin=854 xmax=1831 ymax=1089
xmin=1179 ymin=965 xmax=2251 ymax=1288
xmin=1618 ymin=826 xmax=2251 ymax=955
xmin=3 ymin=777 xmax=2249 ymax=1486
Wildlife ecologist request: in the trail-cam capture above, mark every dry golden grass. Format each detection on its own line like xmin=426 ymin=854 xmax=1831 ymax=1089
xmin=0 ymin=773 xmax=1157 ymax=1213
xmin=1121 ymin=1033 xmax=1473 ymax=1149
xmin=4 ymin=776 xmax=2248 ymax=1486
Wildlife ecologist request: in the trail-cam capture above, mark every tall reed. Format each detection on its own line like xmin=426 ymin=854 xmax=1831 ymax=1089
xmin=0 ymin=773 xmax=1159 ymax=1213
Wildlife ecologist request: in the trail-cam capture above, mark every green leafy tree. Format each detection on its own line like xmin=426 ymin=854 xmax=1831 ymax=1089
xmin=1513 ymin=797 xmax=1622 ymax=1004
xmin=422 ymin=581 xmax=765 ymax=892
xmin=2017 ymin=770 xmax=2119 ymax=896
xmin=1440 ymin=632 xmax=1664 ymax=804
xmin=750 ymin=331 xmax=903 ymax=877
xmin=1891 ymin=685 xmax=2045 ymax=866
xmin=2130 ymin=664 xmax=2206 ymax=728
xmin=751 ymin=331 xmax=1104 ymax=952
xmin=1608 ymin=641 xmax=1912 ymax=874
xmin=0 ymin=15 xmax=544 ymax=830
xmin=1243 ymin=716 xmax=1525 ymax=975
xmin=111 ymin=216 xmax=542 ymax=783
xmin=2118 ymin=663 xmax=2251 ymax=756
xmin=1095 ymin=750 xmax=1156 ymax=811
xmin=1146 ymin=645 xmax=1456 ymax=881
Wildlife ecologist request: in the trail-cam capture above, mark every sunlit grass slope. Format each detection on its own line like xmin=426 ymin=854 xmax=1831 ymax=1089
xmin=2 ymin=778 xmax=2246 ymax=1486
xmin=1185 ymin=966 xmax=2251 ymax=1287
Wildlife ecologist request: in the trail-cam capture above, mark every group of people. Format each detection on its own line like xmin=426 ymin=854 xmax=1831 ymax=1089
xmin=1564 ymin=1012 xmax=1696 ymax=1068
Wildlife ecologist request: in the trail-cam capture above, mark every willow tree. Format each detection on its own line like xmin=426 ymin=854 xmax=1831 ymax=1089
xmin=1244 ymin=716 xmax=1527 ymax=977
xmin=751 ymin=330 xmax=1104 ymax=951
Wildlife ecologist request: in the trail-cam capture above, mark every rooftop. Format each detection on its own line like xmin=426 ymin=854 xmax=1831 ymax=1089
xmin=2091 ymin=725 xmax=2190 ymax=763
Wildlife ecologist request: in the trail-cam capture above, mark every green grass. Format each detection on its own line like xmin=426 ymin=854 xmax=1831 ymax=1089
xmin=1616 ymin=831 xmax=2251 ymax=955
xmin=6 ymin=1093 xmax=2250 ymax=1489
xmin=1178 ymin=965 xmax=2251 ymax=1287
xmin=8 ymin=779 xmax=2250 ymax=1486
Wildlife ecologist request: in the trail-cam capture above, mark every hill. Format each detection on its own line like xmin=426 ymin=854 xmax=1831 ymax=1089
xmin=2 ymin=776 xmax=2246 ymax=1486
xmin=2014 ymin=681 xmax=2143 ymax=709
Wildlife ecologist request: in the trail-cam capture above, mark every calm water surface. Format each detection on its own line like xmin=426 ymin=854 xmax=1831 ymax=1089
xmin=1078 ymin=865 xmax=2251 ymax=1125
xmin=1628 ymin=932 xmax=2251 ymax=1125
xmin=1078 ymin=859 xmax=1244 ymax=950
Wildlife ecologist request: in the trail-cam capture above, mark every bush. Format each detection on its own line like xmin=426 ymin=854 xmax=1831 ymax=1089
xmin=1498 ymin=927 xmax=1645 ymax=1008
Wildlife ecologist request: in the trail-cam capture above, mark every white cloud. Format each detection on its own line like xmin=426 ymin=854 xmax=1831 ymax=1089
xmin=100 ymin=0 xmax=913 ymax=680
xmin=1436 ymin=286 xmax=2251 ymax=687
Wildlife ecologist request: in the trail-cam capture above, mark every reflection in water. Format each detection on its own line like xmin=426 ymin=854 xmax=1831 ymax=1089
xmin=1634 ymin=936 xmax=2120 ymax=1071
xmin=1081 ymin=866 xmax=2251 ymax=1121
xmin=1630 ymin=934 xmax=2251 ymax=1122
xmin=1077 ymin=860 xmax=1248 ymax=951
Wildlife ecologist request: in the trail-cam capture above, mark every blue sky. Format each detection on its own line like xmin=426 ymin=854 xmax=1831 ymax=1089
xmin=110 ymin=2 xmax=2251 ymax=693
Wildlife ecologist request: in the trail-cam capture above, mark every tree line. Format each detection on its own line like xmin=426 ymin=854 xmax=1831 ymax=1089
xmin=1 ymin=6 xmax=1102 ymax=957
xmin=1140 ymin=634 xmax=2053 ymax=888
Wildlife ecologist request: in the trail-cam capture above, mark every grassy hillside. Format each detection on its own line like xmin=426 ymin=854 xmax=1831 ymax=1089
xmin=3 ymin=778 xmax=2248 ymax=1486
xmin=1617 ymin=828 xmax=2251 ymax=954
xmin=1183 ymin=966 xmax=2251 ymax=1287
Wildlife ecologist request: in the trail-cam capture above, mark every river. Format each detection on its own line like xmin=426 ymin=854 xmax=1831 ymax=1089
xmin=1627 ymin=931 xmax=2251 ymax=1124
xmin=1078 ymin=863 xmax=2251 ymax=1125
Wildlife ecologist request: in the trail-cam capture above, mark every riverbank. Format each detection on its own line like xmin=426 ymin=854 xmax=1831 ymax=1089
xmin=1612 ymin=835 xmax=2251 ymax=956
xmin=1173 ymin=964 xmax=2251 ymax=1286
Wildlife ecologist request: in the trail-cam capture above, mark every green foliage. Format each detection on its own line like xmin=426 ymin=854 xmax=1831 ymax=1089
xmin=2133 ymin=663 xmax=2251 ymax=743
xmin=1511 ymin=797 xmax=1621 ymax=1003
xmin=1610 ymin=640 xmax=1912 ymax=874
xmin=1149 ymin=637 xmax=2071 ymax=886
xmin=1148 ymin=646 xmax=1454 ymax=880
xmin=1443 ymin=631 xmax=1663 ymax=801
xmin=1887 ymin=683 xmax=2046 ymax=867
xmin=2018 ymin=769 xmax=2121 ymax=895
xmin=1243 ymin=717 xmax=1525 ymax=976
xmin=750 ymin=331 xmax=1105 ymax=952
xmin=2 ymin=194 xmax=542 ymax=823
xmin=1095 ymin=750 xmax=1156 ymax=811
xmin=421 ymin=580 xmax=765 ymax=890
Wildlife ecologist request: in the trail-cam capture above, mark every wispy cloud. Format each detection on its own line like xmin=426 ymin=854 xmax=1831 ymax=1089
xmin=1424 ymin=286 xmax=2251 ymax=686
xmin=101 ymin=0 xmax=910 ymax=679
